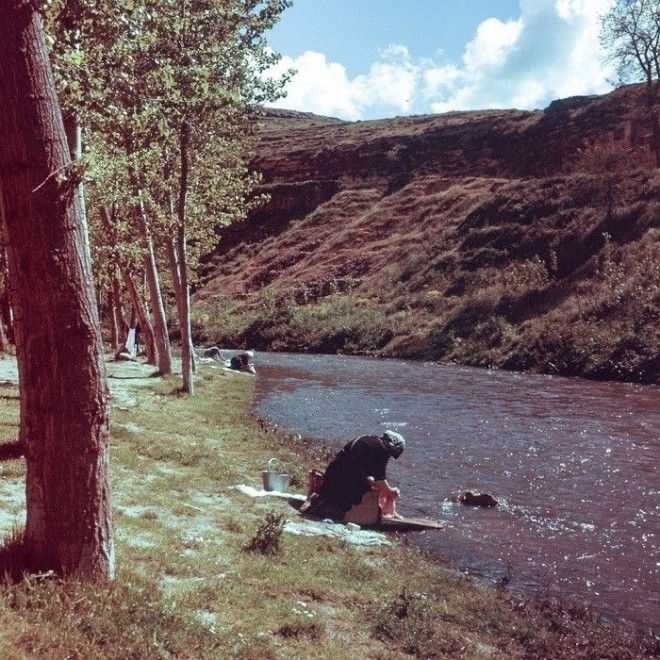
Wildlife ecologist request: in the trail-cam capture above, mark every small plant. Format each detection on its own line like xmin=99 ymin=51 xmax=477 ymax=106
xmin=244 ymin=511 xmax=285 ymax=556
xmin=374 ymin=588 xmax=438 ymax=656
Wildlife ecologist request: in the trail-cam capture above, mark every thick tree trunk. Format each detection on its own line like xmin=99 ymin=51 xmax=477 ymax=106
xmin=177 ymin=122 xmax=194 ymax=394
xmin=122 ymin=268 xmax=157 ymax=364
xmin=0 ymin=4 xmax=113 ymax=579
xmin=128 ymin=170 xmax=172 ymax=375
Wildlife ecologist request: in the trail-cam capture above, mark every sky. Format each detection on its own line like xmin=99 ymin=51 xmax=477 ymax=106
xmin=264 ymin=0 xmax=615 ymax=120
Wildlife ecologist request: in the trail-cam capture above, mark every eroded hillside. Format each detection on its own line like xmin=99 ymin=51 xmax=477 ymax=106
xmin=195 ymin=86 xmax=659 ymax=383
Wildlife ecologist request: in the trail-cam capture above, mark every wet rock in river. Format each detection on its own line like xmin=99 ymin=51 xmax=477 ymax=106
xmin=460 ymin=491 xmax=498 ymax=507
xmin=448 ymin=491 xmax=498 ymax=507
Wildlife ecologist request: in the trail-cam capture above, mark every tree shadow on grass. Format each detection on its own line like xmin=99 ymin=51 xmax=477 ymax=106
xmin=0 ymin=439 xmax=23 ymax=461
xmin=0 ymin=527 xmax=33 ymax=583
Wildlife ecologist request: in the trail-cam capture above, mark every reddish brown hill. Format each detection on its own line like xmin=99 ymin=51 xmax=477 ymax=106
xmin=195 ymin=85 xmax=659 ymax=384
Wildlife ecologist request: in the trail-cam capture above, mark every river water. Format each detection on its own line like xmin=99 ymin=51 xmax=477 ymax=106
xmin=250 ymin=351 xmax=659 ymax=629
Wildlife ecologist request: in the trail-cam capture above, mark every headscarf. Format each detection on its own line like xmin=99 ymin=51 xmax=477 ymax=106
xmin=381 ymin=430 xmax=406 ymax=459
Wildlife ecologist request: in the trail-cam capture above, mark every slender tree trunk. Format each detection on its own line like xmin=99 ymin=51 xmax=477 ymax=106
xmin=112 ymin=270 xmax=129 ymax=339
xmin=0 ymin=314 xmax=8 ymax=353
xmin=128 ymin=170 xmax=172 ymax=375
xmin=167 ymin=235 xmax=183 ymax=318
xmin=177 ymin=122 xmax=194 ymax=394
xmin=122 ymin=268 xmax=156 ymax=364
xmin=167 ymin=195 xmax=195 ymax=373
xmin=1 ymin=193 xmax=28 ymax=451
xmin=0 ymin=4 xmax=113 ymax=579
xmin=108 ymin=268 xmax=120 ymax=351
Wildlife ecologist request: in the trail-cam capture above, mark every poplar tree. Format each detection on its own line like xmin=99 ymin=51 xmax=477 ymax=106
xmin=0 ymin=0 xmax=113 ymax=579
xmin=47 ymin=0 xmax=291 ymax=392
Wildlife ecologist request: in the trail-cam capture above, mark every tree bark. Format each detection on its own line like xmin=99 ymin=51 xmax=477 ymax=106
xmin=122 ymin=268 xmax=156 ymax=364
xmin=166 ymin=234 xmax=185 ymax=330
xmin=108 ymin=268 xmax=120 ymax=351
xmin=166 ymin=196 xmax=195 ymax=373
xmin=112 ymin=269 xmax=129 ymax=339
xmin=128 ymin=170 xmax=172 ymax=375
xmin=0 ymin=315 xmax=9 ymax=353
xmin=177 ymin=122 xmax=194 ymax=394
xmin=0 ymin=3 xmax=113 ymax=579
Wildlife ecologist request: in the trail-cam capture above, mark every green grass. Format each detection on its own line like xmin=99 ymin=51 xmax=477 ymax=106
xmin=0 ymin=359 xmax=653 ymax=658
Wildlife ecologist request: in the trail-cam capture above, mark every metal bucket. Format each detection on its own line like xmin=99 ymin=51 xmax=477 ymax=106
xmin=261 ymin=458 xmax=291 ymax=493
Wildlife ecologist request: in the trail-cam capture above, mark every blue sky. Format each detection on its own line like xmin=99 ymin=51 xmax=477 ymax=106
xmin=265 ymin=0 xmax=615 ymax=120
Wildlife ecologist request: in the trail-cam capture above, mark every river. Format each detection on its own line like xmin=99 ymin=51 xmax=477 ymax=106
xmin=249 ymin=351 xmax=659 ymax=630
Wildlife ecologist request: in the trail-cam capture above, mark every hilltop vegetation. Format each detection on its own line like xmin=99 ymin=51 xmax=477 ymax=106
xmin=195 ymin=86 xmax=659 ymax=384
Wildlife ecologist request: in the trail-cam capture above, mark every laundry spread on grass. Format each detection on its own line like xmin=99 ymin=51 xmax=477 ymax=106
xmin=231 ymin=484 xmax=392 ymax=546
xmin=283 ymin=520 xmax=392 ymax=547
xmin=231 ymin=483 xmax=306 ymax=502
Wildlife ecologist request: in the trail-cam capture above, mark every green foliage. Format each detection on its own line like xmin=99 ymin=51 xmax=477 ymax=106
xmin=195 ymin=291 xmax=415 ymax=355
xmin=244 ymin=511 xmax=285 ymax=556
xmin=43 ymin=0 xmax=293 ymax=354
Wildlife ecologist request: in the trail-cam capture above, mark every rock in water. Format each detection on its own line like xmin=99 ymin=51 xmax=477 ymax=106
xmin=460 ymin=491 xmax=498 ymax=507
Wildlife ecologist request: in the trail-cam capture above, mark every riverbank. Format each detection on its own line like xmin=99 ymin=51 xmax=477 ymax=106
xmin=0 ymin=358 xmax=653 ymax=657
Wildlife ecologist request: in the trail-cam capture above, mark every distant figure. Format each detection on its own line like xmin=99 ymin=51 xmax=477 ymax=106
xmin=197 ymin=346 xmax=226 ymax=361
xmin=134 ymin=323 xmax=141 ymax=356
xmin=229 ymin=351 xmax=256 ymax=374
xmin=301 ymin=431 xmax=405 ymax=523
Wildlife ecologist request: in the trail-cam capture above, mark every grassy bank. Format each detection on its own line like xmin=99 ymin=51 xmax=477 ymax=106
xmin=0 ymin=359 xmax=653 ymax=658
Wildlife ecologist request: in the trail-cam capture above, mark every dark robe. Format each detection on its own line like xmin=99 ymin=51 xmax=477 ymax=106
xmin=318 ymin=435 xmax=390 ymax=512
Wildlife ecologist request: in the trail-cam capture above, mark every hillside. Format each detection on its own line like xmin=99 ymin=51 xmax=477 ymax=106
xmin=194 ymin=85 xmax=659 ymax=384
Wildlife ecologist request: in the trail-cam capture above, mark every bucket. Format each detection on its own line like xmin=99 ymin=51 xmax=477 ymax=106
xmin=261 ymin=458 xmax=291 ymax=493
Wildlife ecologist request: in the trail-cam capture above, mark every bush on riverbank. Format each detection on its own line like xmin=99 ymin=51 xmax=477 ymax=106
xmin=0 ymin=360 xmax=654 ymax=657
xmin=193 ymin=290 xmax=414 ymax=355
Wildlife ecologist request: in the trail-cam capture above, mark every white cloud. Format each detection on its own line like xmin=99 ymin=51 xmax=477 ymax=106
xmin=430 ymin=0 xmax=614 ymax=113
xmin=266 ymin=0 xmax=615 ymax=120
xmin=266 ymin=46 xmax=420 ymax=120
xmin=266 ymin=51 xmax=362 ymax=120
xmin=462 ymin=18 xmax=524 ymax=71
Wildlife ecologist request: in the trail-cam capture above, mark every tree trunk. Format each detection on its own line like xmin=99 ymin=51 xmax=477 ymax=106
xmin=128 ymin=170 xmax=172 ymax=375
xmin=177 ymin=122 xmax=194 ymax=394
xmin=0 ymin=4 xmax=113 ymax=579
xmin=166 ymin=234 xmax=183 ymax=323
xmin=0 ymin=316 xmax=9 ymax=353
xmin=108 ymin=268 xmax=120 ymax=351
xmin=166 ymin=196 xmax=195 ymax=373
xmin=112 ymin=270 xmax=129 ymax=339
xmin=122 ymin=268 xmax=156 ymax=364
